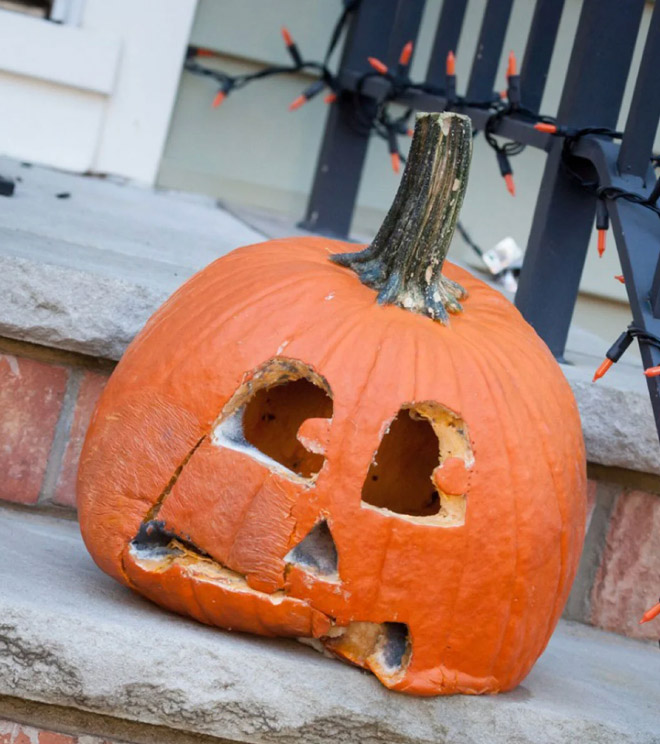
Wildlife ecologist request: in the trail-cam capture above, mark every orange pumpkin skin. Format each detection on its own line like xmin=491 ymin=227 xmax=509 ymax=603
xmin=78 ymin=234 xmax=586 ymax=696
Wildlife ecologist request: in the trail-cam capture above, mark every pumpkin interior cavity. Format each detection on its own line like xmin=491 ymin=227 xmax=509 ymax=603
xmin=242 ymin=379 xmax=332 ymax=477
xmin=212 ymin=358 xmax=333 ymax=481
xmin=361 ymin=403 xmax=471 ymax=526
xmin=285 ymin=519 xmax=339 ymax=581
xmin=323 ymin=620 xmax=412 ymax=679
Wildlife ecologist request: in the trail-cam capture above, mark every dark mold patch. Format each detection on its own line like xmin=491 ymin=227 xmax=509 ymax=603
xmin=285 ymin=520 xmax=339 ymax=578
xmin=380 ymin=622 xmax=410 ymax=669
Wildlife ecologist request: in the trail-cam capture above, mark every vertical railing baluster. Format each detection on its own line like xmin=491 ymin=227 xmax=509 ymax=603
xmin=299 ymin=0 xmax=426 ymax=238
xmin=387 ymin=0 xmax=426 ymax=64
xmin=519 ymin=0 xmax=565 ymax=113
xmin=465 ymin=0 xmax=514 ymax=103
xmin=618 ymin=2 xmax=660 ymax=181
xmin=425 ymin=0 xmax=468 ymax=89
xmin=515 ymin=0 xmax=645 ymax=359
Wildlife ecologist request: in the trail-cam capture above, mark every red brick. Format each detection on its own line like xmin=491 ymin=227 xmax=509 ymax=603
xmin=0 ymin=719 xmax=123 ymax=744
xmin=53 ymin=370 xmax=109 ymax=508
xmin=590 ymin=489 xmax=660 ymax=641
xmin=0 ymin=354 xmax=69 ymax=505
xmin=0 ymin=720 xmax=15 ymax=744
xmin=38 ymin=733 xmax=77 ymax=744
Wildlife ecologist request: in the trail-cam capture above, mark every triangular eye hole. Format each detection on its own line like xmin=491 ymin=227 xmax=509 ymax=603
xmin=212 ymin=358 xmax=333 ymax=481
xmin=361 ymin=403 xmax=472 ymax=526
xmin=285 ymin=519 xmax=339 ymax=580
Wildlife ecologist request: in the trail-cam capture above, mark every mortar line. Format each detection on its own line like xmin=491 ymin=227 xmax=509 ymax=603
xmin=37 ymin=367 xmax=83 ymax=505
xmin=563 ymin=480 xmax=619 ymax=623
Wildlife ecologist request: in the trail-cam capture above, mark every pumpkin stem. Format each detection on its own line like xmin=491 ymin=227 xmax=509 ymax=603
xmin=330 ymin=112 xmax=472 ymax=323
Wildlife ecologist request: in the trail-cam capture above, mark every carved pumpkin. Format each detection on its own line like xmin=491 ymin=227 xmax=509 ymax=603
xmin=78 ymin=113 xmax=586 ymax=696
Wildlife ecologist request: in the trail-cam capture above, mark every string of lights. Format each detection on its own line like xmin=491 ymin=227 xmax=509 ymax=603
xmin=183 ymin=2 xmax=660 ymax=384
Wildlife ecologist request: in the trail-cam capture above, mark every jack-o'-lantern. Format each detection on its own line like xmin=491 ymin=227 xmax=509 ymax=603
xmin=78 ymin=113 xmax=586 ymax=696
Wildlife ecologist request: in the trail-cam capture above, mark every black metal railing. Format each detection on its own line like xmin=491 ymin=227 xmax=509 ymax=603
xmin=300 ymin=0 xmax=660 ymax=446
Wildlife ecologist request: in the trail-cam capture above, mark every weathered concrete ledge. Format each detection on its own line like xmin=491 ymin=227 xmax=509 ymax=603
xmin=1 ymin=155 xmax=658 ymax=473
xmin=561 ymin=355 xmax=660 ymax=475
xmin=1 ymin=249 xmax=658 ymax=474
xmin=0 ymin=506 xmax=658 ymax=744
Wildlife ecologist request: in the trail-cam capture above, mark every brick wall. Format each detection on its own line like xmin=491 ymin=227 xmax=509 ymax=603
xmin=0 ymin=719 xmax=121 ymax=744
xmin=0 ymin=338 xmax=658 ymax=643
xmin=0 ymin=341 xmax=112 ymax=510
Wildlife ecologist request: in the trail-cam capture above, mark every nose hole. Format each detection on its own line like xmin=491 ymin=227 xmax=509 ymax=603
xmin=285 ymin=519 xmax=339 ymax=580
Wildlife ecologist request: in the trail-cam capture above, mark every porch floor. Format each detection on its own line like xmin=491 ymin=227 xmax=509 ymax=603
xmin=1 ymin=504 xmax=658 ymax=744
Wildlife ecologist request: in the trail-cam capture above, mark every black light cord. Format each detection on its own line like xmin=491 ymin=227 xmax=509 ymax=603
xmin=603 ymin=325 xmax=660 ymax=367
xmin=551 ymin=126 xmax=660 ymax=218
xmin=184 ymin=0 xmax=360 ymax=102
xmin=183 ymin=2 xmax=660 ymax=268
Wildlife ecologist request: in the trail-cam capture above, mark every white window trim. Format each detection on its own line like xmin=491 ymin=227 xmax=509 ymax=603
xmin=0 ymin=8 xmax=119 ymax=94
xmin=49 ymin=0 xmax=85 ymax=26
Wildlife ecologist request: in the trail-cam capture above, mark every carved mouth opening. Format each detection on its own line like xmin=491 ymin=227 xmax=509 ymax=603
xmin=323 ymin=620 xmax=412 ymax=680
xmin=129 ymin=520 xmax=288 ymax=602
xmin=129 ymin=523 xmax=412 ymax=678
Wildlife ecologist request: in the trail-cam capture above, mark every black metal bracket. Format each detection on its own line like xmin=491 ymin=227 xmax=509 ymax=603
xmin=573 ymin=136 xmax=660 ymax=425
xmin=0 ymin=175 xmax=14 ymax=197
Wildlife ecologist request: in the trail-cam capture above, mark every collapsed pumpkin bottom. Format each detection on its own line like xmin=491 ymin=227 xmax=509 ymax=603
xmin=78 ymin=234 xmax=586 ymax=698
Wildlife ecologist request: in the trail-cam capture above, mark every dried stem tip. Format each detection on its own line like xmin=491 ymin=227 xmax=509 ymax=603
xmin=331 ymin=112 xmax=473 ymax=323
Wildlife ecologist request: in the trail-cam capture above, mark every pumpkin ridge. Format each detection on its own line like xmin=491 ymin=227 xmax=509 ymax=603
xmin=302 ymin=303 xmax=376 ymax=374
xmin=495 ymin=324 xmax=584 ymax=656
xmin=468 ymin=333 xmax=524 ymax=683
xmin=153 ymin=248 xmax=349 ymax=343
xmin=465 ymin=327 xmax=539 ymax=683
xmin=480 ymin=322 xmax=569 ymax=683
xmin=460 ymin=321 xmax=577 ymax=684
xmin=411 ymin=316 xmax=472 ymax=670
xmin=148 ymin=270 xmax=323 ymax=363
xmin=314 ymin=313 xmax=394 ymax=613
xmin=162 ymin=254 xmax=375 ymax=366
xmin=431 ymin=324 xmax=517 ymax=681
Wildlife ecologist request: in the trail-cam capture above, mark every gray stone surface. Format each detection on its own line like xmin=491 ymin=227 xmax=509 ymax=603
xmin=562 ymin=354 xmax=660 ymax=475
xmin=0 ymin=254 xmax=170 ymax=361
xmin=1 ymin=158 xmax=659 ymax=472
xmin=0 ymin=506 xmax=658 ymax=744
xmin=0 ymin=157 xmax=264 ymax=360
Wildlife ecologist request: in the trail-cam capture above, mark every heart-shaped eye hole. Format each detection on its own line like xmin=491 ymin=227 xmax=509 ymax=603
xmin=361 ymin=403 xmax=471 ymax=525
xmin=213 ymin=358 xmax=333 ymax=480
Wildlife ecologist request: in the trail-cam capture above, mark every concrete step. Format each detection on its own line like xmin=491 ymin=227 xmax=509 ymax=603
xmin=0 ymin=155 xmax=657 ymax=475
xmin=1 ymin=505 xmax=658 ymax=744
